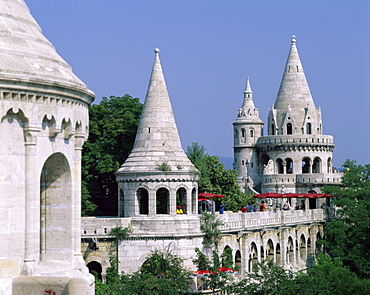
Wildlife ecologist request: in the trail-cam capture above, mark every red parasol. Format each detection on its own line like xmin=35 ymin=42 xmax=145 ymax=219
xmin=198 ymin=192 xmax=225 ymax=198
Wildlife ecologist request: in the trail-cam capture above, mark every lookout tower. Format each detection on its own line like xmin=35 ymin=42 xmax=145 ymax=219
xmin=234 ymin=36 xmax=340 ymax=195
xmin=116 ymin=49 xmax=199 ymax=218
xmin=0 ymin=0 xmax=95 ymax=293
xmin=233 ymin=77 xmax=264 ymax=193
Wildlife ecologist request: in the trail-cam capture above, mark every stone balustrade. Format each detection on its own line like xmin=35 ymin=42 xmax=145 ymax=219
xmin=257 ymin=134 xmax=334 ymax=145
xmin=81 ymin=209 xmax=327 ymax=238
xmin=218 ymin=209 xmax=325 ymax=232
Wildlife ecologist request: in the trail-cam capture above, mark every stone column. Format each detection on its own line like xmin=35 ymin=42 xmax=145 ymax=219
xmin=186 ymin=185 xmax=192 ymax=215
xmin=283 ymin=161 xmax=287 ymax=174
xmin=72 ymin=134 xmax=86 ymax=269
xmin=148 ymin=189 xmax=156 ymax=216
xmin=279 ymin=229 xmax=288 ymax=269
xmin=22 ymin=127 xmax=40 ymax=275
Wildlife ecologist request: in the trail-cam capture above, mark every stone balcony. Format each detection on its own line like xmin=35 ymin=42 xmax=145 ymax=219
xmin=81 ymin=208 xmax=329 ymax=239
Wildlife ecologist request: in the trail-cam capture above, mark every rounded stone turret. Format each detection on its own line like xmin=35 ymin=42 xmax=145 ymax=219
xmin=0 ymin=0 xmax=95 ymax=293
xmin=233 ymin=77 xmax=264 ymax=192
xmin=116 ymin=49 xmax=198 ymax=218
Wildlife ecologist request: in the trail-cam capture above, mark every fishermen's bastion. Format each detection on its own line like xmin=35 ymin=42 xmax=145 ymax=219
xmin=0 ymin=1 xmax=341 ymax=294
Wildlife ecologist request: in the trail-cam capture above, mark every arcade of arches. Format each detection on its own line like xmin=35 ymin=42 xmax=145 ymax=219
xmin=262 ymin=155 xmax=332 ymax=175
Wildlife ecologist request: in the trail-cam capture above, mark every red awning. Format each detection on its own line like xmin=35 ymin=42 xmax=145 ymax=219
xmin=192 ymin=268 xmax=237 ymax=277
xmin=253 ymin=192 xmax=282 ymax=198
xmin=254 ymin=193 xmax=332 ymax=199
xmin=198 ymin=192 xmax=225 ymax=198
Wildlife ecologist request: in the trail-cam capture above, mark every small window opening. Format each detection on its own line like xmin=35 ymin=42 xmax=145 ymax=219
xmin=148 ymin=127 xmax=151 ymax=133
xmin=296 ymin=66 xmax=299 ymax=72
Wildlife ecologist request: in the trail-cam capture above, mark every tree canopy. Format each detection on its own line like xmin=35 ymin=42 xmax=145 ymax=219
xmin=95 ymin=247 xmax=191 ymax=295
xmin=82 ymin=95 xmax=143 ymax=216
xmin=186 ymin=142 xmax=253 ymax=212
xmin=322 ymin=159 xmax=370 ymax=278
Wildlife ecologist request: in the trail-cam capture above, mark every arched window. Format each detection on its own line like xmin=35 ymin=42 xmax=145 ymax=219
xmin=276 ymin=158 xmax=284 ymax=174
xmin=327 ymin=158 xmax=332 ymax=173
xmin=221 ymin=246 xmax=233 ymax=269
xmin=240 ymin=128 xmax=246 ymax=143
xmin=87 ymin=261 xmax=102 ymax=281
xmin=312 ymin=157 xmax=321 ymax=173
xmin=302 ymin=157 xmax=311 ymax=174
xmin=286 ymin=158 xmax=293 ymax=174
xmin=271 ymin=124 xmax=275 ymax=135
xmin=176 ymin=187 xmax=187 ymax=214
xmin=306 ymin=123 xmax=312 ymax=134
xmin=156 ymin=188 xmax=170 ymax=214
xmin=287 ymin=123 xmax=292 ymax=135
xmin=249 ymin=242 xmax=258 ymax=272
xmin=137 ymin=188 xmax=149 ymax=215
xmin=266 ymin=239 xmax=274 ymax=263
xmin=250 ymin=129 xmax=254 ymax=137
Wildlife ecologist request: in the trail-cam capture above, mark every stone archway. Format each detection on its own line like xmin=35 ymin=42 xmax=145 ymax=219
xmin=40 ymin=153 xmax=72 ymax=261
xmin=87 ymin=261 xmax=102 ymax=281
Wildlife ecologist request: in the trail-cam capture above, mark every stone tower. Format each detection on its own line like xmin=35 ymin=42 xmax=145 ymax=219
xmin=233 ymin=78 xmax=264 ymax=193
xmin=116 ymin=48 xmax=198 ymax=218
xmin=234 ymin=36 xmax=340 ymax=195
xmin=0 ymin=0 xmax=95 ymax=293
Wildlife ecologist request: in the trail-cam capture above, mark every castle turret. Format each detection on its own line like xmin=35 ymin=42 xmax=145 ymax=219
xmin=268 ymin=35 xmax=322 ymax=136
xmin=116 ymin=49 xmax=198 ymax=217
xmin=255 ymin=36 xmax=337 ymax=194
xmin=233 ymin=77 xmax=264 ymax=193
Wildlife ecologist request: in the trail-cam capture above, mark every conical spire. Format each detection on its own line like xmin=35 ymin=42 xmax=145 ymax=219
xmin=236 ymin=77 xmax=263 ymax=123
xmin=118 ymin=48 xmax=195 ymax=173
xmin=274 ymin=35 xmax=316 ymax=111
xmin=0 ymin=0 xmax=93 ymax=99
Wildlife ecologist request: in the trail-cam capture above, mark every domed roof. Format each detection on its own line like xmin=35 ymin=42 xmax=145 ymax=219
xmin=0 ymin=0 xmax=94 ymax=101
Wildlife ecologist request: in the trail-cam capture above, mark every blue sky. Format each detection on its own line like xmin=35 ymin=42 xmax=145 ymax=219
xmin=27 ymin=0 xmax=369 ymax=167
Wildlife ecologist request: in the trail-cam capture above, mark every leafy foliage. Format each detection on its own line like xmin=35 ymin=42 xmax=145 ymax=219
xmin=322 ymin=160 xmax=370 ymax=278
xmin=96 ymin=247 xmax=191 ymax=294
xmin=200 ymin=212 xmax=223 ymax=249
xmin=82 ymin=95 xmax=143 ymax=216
xmin=225 ymin=256 xmax=370 ymax=295
xmin=186 ymin=142 xmax=253 ymax=212
xmin=108 ymin=225 xmax=132 ymax=240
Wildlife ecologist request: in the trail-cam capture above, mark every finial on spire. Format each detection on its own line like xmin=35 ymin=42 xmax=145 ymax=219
xmin=291 ymin=35 xmax=296 ymax=44
xmin=244 ymin=77 xmax=253 ymax=96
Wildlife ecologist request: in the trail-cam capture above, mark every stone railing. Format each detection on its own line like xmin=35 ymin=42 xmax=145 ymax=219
xmin=218 ymin=209 xmax=325 ymax=232
xmin=262 ymin=173 xmax=342 ymax=186
xmin=81 ymin=217 xmax=132 ymax=237
xmin=257 ymin=134 xmax=334 ymax=145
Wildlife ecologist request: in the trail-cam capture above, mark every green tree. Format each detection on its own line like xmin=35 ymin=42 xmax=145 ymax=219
xmin=322 ymin=160 xmax=370 ymax=278
xmin=82 ymin=95 xmax=143 ymax=216
xmin=186 ymin=142 xmax=253 ymax=212
xmin=96 ymin=247 xmax=192 ymax=295
xmin=225 ymin=257 xmax=370 ymax=295
xmin=225 ymin=261 xmax=296 ymax=295
xmin=200 ymin=212 xmax=223 ymax=249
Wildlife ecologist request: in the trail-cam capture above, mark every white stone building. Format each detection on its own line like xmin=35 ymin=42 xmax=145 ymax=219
xmin=81 ymin=44 xmax=328 ymax=290
xmin=0 ymin=0 xmax=95 ymax=294
xmin=233 ymin=36 xmax=342 ymax=198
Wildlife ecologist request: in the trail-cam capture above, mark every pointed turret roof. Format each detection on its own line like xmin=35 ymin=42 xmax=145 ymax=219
xmin=0 ymin=0 xmax=94 ymax=102
xmin=235 ymin=77 xmax=263 ymax=123
xmin=274 ymin=35 xmax=316 ymax=111
xmin=117 ymin=48 xmax=196 ymax=173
